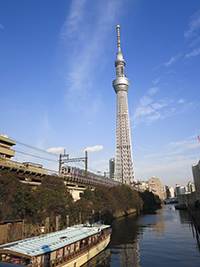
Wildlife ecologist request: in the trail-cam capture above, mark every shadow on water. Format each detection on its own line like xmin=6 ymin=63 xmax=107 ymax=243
xmin=178 ymin=209 xmax=200 ymax=251
xmin=174 ymin=207 xmax=200 ymax=251
xmin=81 ymin=248 xmax=111 ymax=267
xmin=82 ymin=205 xmax=200 ymax=267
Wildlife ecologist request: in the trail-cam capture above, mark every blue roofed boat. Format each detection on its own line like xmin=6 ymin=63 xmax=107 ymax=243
xmin=0 ymin=223 xmax=111 ymax=267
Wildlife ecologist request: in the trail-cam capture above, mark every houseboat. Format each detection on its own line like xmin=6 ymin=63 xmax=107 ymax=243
xmin=0 ymin=223 xmax=111 ymax=267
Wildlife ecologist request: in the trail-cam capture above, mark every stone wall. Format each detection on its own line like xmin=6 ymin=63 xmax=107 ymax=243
xmin=178 ymin=192 xmax=196 ymax=206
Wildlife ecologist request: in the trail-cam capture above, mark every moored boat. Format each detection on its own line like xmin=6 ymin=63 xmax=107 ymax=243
xmin=0 ymin=223 xmax=111 ymax=267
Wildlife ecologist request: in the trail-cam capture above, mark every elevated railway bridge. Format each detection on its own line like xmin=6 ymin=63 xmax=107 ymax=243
xmin=0 ymin=158 xmax=143 ymax=201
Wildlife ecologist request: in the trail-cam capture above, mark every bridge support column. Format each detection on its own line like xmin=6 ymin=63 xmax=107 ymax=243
xmin=79 ymin=212 xmax=82 ymax=224
xmin=66 ymin=215 xmax=69 ymax=227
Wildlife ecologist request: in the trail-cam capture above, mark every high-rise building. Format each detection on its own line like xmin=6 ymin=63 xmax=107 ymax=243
xmin=187 ymin=181 xmax=195 ymax=193
xmin=174 ymin=184 xmax=186 ymax=196
xmin=109 ymin=158 xmax=115 ymax=179
xmin=112 ymin=25 xmax=134 ymax=185
xmin=192 ymin=160 xmax=200 ymax=198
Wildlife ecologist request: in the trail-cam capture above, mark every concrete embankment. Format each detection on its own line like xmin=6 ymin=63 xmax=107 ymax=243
xmin=113 ymin=208 xmax=138 ymax=219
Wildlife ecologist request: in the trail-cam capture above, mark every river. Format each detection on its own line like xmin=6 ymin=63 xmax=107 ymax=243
xmin=82 ymin=204 xmax=200 ymax=267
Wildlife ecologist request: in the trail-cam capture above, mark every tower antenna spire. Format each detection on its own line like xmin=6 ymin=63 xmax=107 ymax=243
xmin=116 ymin=24 xmax=121 ymax=53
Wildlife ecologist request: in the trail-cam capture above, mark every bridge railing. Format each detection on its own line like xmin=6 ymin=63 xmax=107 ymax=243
xmin=0 ymin=158 xmax=143 ymax=191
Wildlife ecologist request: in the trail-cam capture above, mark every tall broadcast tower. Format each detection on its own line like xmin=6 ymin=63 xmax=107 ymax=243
xmin=113 ymin=25 xmax=134 ymax=185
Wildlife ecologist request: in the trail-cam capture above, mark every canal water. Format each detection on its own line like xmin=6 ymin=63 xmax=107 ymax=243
xmin=82 ymin=204 xmax=200 ymax=267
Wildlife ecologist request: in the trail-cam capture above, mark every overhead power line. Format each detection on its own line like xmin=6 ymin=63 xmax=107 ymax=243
xmin=14 ymin=150 xmax=58 ymax=163
xmin=7 ymin=135 xmax=106 ymax=175
xmin=11 ymin=137 xmax=59 ymax=157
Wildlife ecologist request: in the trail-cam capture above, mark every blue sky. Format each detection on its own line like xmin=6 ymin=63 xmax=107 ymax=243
xmin=1 ymin=0 xmax=200 ymax=188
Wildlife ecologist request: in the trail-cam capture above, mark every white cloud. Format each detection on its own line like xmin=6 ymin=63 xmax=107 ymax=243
xmin=0 ymin=24 xmax=4 ymax=29
xmin=185 ymin=47 xmax=200 ymax=58
xmin=178 ymin=99 xmax=185 ymax=104
xmin=82 ymin=145 xmax=103 ymax=152
xmin=132 ymin=94 xmax=173 ymax=125
xmin=148 ymin=87 xmax=159 ymax=95
xmin=133 ymin=106 xmax=154 ymax=118
xmin=152 ymin=77 xmax=162 ymax=84
xmin=140 ymin=96 xmax=152 ymax=106
xmin=136 ymin=136 xmax=200 ymax=184
xmin=164 ymin=54 xmax=181 ymax=66
xmin=132 ymin=95 xmax=173 ymax=126
xmin=188 ymin=134 xmax=200 ymax=140
xmin=60 ymin=0 xmax=122 ymax=113
xmin=189 ymin=36 xmax=200 ymax=47
xmin=61 ymin=0 xmax=87 ymax=40
xmin=145 ymin=113 xmax=161 ymax=125
xmin=46 ymin=147 xmax=65 ymax=154
xmin=165 ymin=140 xmax=199 ymax=154
xmin=152 ymin=99 xmax=172 ymax=110
xmin=184 ymin=9 xmax=200 ymax=39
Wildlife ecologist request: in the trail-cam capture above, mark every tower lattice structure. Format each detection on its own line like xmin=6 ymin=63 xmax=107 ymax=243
xmin=112 ymin=25 xmax=134 ymax=185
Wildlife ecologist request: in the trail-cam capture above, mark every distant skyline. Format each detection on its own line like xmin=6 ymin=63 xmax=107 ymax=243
xmin=1 ymin=0 xmax=200 ymax=188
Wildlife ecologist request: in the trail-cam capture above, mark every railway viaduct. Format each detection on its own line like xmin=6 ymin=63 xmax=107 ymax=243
xmin=0 ymin=158 xmax=142 ymax=201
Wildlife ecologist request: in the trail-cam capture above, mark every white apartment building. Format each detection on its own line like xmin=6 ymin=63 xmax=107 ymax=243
xmin=148 ymin=177 xmax=164 ymax=200
xmin=165 ymin=185 xmax=174 ymax=198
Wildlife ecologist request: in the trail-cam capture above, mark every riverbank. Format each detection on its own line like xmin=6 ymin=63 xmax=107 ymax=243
xmin=0 ymin=170 xmax=162 ymax=232
xmin=101 ymin=204 xmax=200 ymax=267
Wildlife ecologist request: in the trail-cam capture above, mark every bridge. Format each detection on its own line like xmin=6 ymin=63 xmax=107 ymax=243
xmin=163 ymin=198 xmax=178 ymax=204
xmin=0 ymin=158 xmax=142 ymax=201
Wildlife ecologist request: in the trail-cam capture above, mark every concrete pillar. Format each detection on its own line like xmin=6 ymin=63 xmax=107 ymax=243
xmin=22 ymin=220 xmax=25 ymax=239
xmin=56 ymin=216 xmax=60 ymax=231
xmin=66 ymin=215 xmax=69 ymax=227
xmin=92 ymin=210 xmax=95 ymax=224
xmin=45 ymin=217 xmax=49 ymax=233
xmin=79 ymin=212 xmax=81 ymax=224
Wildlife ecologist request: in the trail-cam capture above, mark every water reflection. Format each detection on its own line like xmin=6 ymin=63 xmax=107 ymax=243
xmin=109 ymin=215 xmax=140 ymax=267
xmin=178 ymin=209 xmax=191 ymax=224
xmin=152 ymin=221 xmax=166 ymax=238
xmin=84 ymin=205 xmax=200 ymax=266
xmin=178 ymin=208 xmax=200 ymax=251
xmin=82 ymin=248 xmax=111 ymax=267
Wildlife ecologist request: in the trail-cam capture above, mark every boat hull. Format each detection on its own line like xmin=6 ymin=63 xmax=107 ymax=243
xmin=59 ymin=233 xmax=110 ymax=267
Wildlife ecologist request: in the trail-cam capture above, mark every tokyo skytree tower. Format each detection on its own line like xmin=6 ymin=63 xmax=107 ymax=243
xmin=112 ymin=25 xmax=134 ymax=185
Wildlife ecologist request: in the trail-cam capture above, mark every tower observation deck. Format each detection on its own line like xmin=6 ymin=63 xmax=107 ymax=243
xmin=112 ymin=25 xmax=134 ymax=185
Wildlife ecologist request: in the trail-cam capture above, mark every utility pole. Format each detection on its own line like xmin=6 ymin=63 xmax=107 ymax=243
xmin=59 ymin=150 xmax=88 ymax=180
xmin=59 ymin=149 xmax=69 ymax=174
xmin=85 ymin=151 xmax=88 ymax=180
